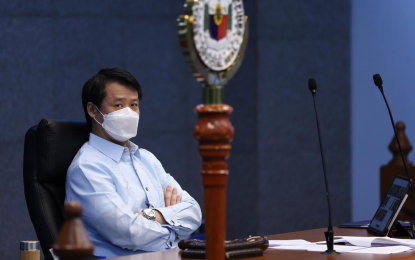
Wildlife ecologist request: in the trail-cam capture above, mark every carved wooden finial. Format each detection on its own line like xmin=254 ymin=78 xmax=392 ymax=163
xmin=388 ymin=121 xmax=413 ymax=166
xmin=53 ymin=201 xmax=94 ymax=260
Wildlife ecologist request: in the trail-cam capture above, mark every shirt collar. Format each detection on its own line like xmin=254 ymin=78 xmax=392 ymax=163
xmin=89 ymin=133 xmax=140 ymax=162
xmin=128 ymin=141 xmax=141 ymax=158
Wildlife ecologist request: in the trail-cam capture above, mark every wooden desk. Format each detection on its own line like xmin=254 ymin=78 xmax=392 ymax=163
xmin=109 ymin=227 xmax=415 ymax=260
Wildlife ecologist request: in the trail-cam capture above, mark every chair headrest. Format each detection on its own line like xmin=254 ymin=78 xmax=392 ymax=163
xmin=35 ymin=119 xmax=89 ymax=183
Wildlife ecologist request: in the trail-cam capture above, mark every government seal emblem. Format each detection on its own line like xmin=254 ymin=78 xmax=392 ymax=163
xmin=192 ymin=0 xmax=245 ymax=71
xmin=178 ymin=0 xmax=248 ymax=99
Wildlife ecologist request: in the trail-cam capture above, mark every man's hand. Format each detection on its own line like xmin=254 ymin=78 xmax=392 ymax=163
xmin=164 ymin=185 xmax=181 ymax=207
xmin=138 ymin=185 xmax=181 ymax=225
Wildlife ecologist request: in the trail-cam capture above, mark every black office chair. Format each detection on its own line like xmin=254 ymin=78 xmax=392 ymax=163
xmin=23 ymin=119 xmax=89 ymax=260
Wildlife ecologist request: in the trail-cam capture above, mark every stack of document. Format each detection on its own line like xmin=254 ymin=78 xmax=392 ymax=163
xmin=268 ymin=237 xmax=414 ymax=254
xmin=330 ymin=236 xmax=415 ymax=248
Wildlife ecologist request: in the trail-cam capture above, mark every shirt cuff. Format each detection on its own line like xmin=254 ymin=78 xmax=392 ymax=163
xmin=155 ymin=207 xmax=178 ymax=227
xmin=166 ymin=229 xmax=179 ymax=248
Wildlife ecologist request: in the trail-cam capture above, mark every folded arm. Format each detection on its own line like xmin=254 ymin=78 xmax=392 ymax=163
xmin=151 ymin=168 xmax=203 ymax=239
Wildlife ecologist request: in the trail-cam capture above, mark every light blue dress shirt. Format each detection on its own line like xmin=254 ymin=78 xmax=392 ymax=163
xmin=65 ymin=133 xmax=202 ymax=258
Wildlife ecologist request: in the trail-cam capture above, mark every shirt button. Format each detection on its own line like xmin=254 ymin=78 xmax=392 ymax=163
xmin=145 ymin=187 xmax=149 ymax=191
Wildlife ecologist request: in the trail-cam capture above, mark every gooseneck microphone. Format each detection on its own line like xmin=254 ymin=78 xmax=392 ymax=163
xmin=308 ymin=78 xmax=338 ymax=254
xmin=373 ymin=73 xmax=415 ymax=238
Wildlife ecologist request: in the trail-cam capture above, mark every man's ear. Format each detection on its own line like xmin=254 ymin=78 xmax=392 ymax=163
xmin=87 ymin=102 xmax=97 ymax=118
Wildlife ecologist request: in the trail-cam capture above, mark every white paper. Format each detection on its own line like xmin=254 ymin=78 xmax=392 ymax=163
xmin=305 ymin=245 xmax=366 ymax=252
xmin=329 ymin=237 xmax=377 ymax=247
xmin=268 ymin=239 xmax=315 ymax=246
xmin=349 ymin=246 xmax=413 ymax=254
xmin=269 ymin=244 xmax=366 ymax=252
xmin=268 ymin=245 xmax=308 ymax=251
xmin=269 ymin=243 xmax=413 ymax=254
xmin=330 ymin=236 xmax=415 ymax=248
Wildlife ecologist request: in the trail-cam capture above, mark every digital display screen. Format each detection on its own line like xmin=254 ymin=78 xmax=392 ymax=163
xmin=368 ymin=176 xmax=409 ymax=235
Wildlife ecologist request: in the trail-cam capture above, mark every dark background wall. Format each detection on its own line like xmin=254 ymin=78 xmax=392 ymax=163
xmin=256 ymin=1 xmax=350 ymax=235
xmin=0 ymin=1 xmax=350 ymax=259
xmin=351 ymin=0 xmax=415 ymax=221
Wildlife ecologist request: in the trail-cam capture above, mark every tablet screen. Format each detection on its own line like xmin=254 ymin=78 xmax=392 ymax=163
xmin=368 ymin=175 xmax=410 ymax=236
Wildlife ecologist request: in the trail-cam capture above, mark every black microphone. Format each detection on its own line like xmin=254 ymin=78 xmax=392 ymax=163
xmin=373 ymin=73 xmax=415 ymax=238
xmin=308 ymin=78 xmax=339 ymax=254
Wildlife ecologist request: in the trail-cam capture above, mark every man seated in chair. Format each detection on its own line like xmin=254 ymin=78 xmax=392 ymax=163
xmin=65 ymin=68 xmax=202 ymax=258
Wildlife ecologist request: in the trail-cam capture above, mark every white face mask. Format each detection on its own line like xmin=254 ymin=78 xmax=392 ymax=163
xmin=93 ymin=106 xmax=140 ymax=142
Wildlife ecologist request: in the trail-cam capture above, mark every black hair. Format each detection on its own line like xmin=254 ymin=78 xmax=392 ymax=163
xmin=82 ymin=67 xmax=143 ymax=131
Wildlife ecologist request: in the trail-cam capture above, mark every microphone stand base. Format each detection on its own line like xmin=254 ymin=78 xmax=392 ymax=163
xmin=322 ymin=250 xmax=340 ymax=255
xmin=324 ymin=230 xmax=339 ymax=254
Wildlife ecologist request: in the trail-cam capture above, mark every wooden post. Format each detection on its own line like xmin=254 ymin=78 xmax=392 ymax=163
xmin=194 ymin=104 xmax=234 ymax=260
xmin=380 ymin=121 xmax=415 ymax=220
xmin=53 ymin=201 xmax=94 ymax=260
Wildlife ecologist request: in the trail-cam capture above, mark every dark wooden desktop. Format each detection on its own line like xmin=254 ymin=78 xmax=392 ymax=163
xmin=109 ymin=227 xmax=415 ymax=260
